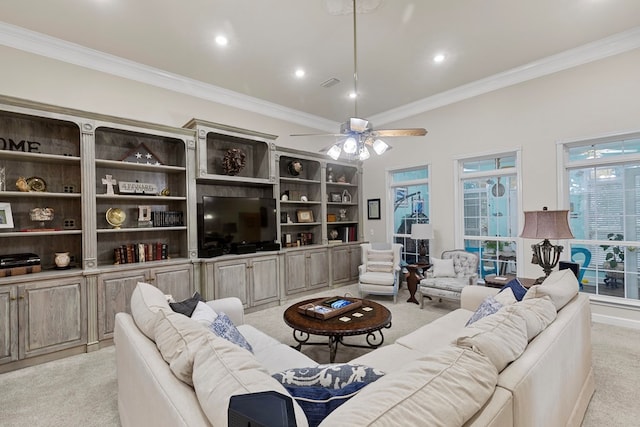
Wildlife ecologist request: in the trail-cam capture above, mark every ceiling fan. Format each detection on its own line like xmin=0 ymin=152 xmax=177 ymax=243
xmin=291 ymin=0 xmax=427 ymax=161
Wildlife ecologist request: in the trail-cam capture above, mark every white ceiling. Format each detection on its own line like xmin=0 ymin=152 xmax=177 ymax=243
xmin=1 ymin=0 xmax=640 ymax=131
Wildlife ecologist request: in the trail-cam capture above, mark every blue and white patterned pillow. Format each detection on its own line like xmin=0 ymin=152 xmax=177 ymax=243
xmin=466 ymin=296 xmax=503 ymax=326
xmin=208 ymin=312 xmax=253 ymax=353
xmin=272 ymin=364 xmax=384 ymax=427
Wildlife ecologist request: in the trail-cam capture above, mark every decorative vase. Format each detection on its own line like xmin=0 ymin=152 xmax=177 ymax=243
xmin=54 ymin=252 xmax=71 ymax=268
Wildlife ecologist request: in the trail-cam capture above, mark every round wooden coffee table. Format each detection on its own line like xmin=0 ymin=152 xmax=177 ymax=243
xmin=283 ymin=297 xmax=392 ymax=363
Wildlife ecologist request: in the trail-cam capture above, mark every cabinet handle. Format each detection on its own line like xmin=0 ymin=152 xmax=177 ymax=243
xmin=146 ymin=277 xmax=155 ymax=283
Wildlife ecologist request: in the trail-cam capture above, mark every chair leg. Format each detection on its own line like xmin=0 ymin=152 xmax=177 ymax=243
xmin=393 ymin=294 xmax=397 ymax=304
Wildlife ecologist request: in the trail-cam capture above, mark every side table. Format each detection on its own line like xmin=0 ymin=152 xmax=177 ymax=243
xmin=484 ymin=274 xmax=536 ymax=289
xmin=405 ymin=263 xmax=430 ymax=304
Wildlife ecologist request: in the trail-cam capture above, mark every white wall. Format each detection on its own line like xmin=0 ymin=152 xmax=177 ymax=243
xmin=2 ymin=44 xmax=640 ymax=327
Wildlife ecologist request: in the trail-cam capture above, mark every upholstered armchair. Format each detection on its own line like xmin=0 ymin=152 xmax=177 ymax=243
xmin=418 ymin=249 xmax=479 ymax=308
xmin=358 ymin=243 xmax=403 ymax=303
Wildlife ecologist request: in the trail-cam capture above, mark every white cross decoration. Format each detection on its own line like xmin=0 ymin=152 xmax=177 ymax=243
xmin=102 ymin=174 xmax=117 ymax=195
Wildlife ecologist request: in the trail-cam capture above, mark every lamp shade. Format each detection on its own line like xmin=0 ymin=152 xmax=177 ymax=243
xmin=520 ymin=209 xmax=574 ymax=240
xmin=411 ymin=223 xmax=434 ymax=240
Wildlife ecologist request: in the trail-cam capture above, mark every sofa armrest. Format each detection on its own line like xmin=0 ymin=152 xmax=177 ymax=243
xmin=460 ymin=286 xmax=499 ymax=311
xmin=206 ymin=297 xmax=244 ymax=326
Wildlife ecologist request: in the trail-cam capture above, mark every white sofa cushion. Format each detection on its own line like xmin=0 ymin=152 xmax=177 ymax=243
xmin=523 ymin=268 xmax=579 ymax=310
xmin=358 ymin=271 xmax=395 ymax=286
xmin=318 ymin=346 xmax=498 ymax=427
xmin=456 ymin=306 xmax=528 ymax=372
xmin=153 ymin=308 xmax=210 ymax=385
xmin=395 ymin=308 xmax=471 ymax=355
xmin=192 ymin=333 xmax=309 ymax=427
xmin=503 ymin=296 xmax=557 ymax=341
xmin=130 ymin=282 xmax=171 ymax=341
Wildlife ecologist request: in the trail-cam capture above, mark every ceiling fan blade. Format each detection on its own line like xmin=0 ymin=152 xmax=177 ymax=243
xmin=290 ymin=133 xmax=344 ymax=137
xmin=370 ymin=128 xmax=428 ymax=137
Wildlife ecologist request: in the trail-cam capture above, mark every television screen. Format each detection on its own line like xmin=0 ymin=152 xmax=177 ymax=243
xmin=199 ymin=196 xmax=277 ymax=254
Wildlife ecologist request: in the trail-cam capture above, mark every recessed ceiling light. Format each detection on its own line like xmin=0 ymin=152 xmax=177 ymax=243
xmin=215 ymin=35 xmax=228 ymax=46
xmin=349 ymin=92 xmax=357 ymax=99
xmin=295 ymin=69 xmax=305 ymax=78
xmin=433 ymin=53 xmax=446 ymax=63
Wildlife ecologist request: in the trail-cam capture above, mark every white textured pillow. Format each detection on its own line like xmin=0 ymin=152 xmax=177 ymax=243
xmin=153 ymin=308 xmax=210 ymax=385
xmin=523 ymin=268 xmax=578 ymax=310
xmin=366 ymin=250 xmax=394 ymax=273
xmin=319 ymin=346 xmax=497 ymax=427
xmin=192 ymin=333 xmax=309 ymax=427
xmin=191 ymin=301 xmax=218 ymax=326
xmin=494 ymin=287 xmax=517 ymax=306
xmin=431 ymin=257 xmax=456 ymax=277
xmin=456 ymin=307 xmax=528 ymax=372
xmin=130 ymin=282 xmax=171 ymax=341
xmin=503 ymin=296 xmax=557 ymax=341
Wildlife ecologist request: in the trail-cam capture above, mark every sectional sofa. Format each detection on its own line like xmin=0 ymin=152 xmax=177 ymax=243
xmin=114 ymin=268 xmax=594 ymax=426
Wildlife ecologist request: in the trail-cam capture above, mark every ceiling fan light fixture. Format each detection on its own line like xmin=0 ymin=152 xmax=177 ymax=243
xmin=327 ymin=144 xmax=342 ymax=160
xmin=373 ymin=138 xmax=389 ymax=155
xmin=343 ymin=136 xmax=358 ymax=154
xmin=358 ymin=146 xmax=371 ymax=160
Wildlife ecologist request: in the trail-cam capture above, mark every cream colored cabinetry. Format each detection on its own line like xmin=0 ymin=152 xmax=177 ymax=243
xmin=203 ymin=254 xmax=280 ymax=311
xmin=283 ymin=247 xmax=330 ymax=296
xmin=330 ymin=243 xmax=362 ymax=286
xmin=97 ymin=262 xmax=193 ymax=340
xmin=0 ymin=274 xmax=86 ymax=372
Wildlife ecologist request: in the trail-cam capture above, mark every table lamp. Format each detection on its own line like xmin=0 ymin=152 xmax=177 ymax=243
xmin=411 ymin=223 xmax=433 ymax=263
xmin=520 ymin=207 xmax=574 ymax=283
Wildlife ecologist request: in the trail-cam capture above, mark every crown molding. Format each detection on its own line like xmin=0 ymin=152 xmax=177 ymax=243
xmin=0 ymin=21 xmax=339 ymax=133
xmin=2 ymin=21 xmax=639 ymax=131
xmin=371 ymin=26 xmax=640 ymax=126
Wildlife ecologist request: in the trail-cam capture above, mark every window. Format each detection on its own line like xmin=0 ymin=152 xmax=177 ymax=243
xmin=456 ymin=153 xmax=520 ymax=281
xmin=388 ymin=166 xmax=429 ymax=264
xmin=563 ymin=134 xmax=640 ymax=301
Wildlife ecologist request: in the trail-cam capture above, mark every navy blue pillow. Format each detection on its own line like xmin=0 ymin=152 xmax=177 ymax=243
xmin=272 ymin=364 xmax=384 ymax=427
xmin=499 ymin=278 xmax=527 ymax=301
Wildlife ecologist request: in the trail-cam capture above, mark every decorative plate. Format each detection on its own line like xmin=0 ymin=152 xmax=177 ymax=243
xmin=26 ymin=176 xmax=47 ymax=192
xmin=106 ymin=208 xmax=126 ymax=229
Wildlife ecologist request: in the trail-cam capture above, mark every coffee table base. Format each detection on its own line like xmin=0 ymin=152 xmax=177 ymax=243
xmin=291 ymin=324 xmax=391 ymax=363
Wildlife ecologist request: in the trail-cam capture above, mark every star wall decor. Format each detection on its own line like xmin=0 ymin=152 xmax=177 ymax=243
xmin=120 ymin=143 xmax=164 ymax=165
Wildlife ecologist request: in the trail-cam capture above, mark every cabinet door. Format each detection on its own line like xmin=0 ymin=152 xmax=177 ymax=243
xmin=97 ymin=270 xmax=147 ymax=340
xmin=250 ymin=255 xmax=279 ymax=306
xmin=284 ymin=252 xmax=308 ymax=294
xmin=19 ymin=277 xmax=87 ymax=359
xmin=349 ymin=245 xmax=362 ymax=282
xmin=151 ymin=264 xmax=193 ymax=301
xmin=331 ymin=246 xmax=352 ymax=284
xmin=0 ymin=286 xmax=18 ymax=364
xmin=214 ymin=260 xmax=249 ymax=306
xmin=308 ymin=249 xmax=329 ymax=289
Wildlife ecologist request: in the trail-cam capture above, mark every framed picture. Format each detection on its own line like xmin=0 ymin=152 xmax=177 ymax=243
xmin=367 ymin=198 xmax=381 ymax=220
xmin=296 ymin=209 xmax=314 ymax=223
xmin=0 ymin=203 xmax=14 ymax=229
xmin=330 ymin=192 xmax=342 ymax=202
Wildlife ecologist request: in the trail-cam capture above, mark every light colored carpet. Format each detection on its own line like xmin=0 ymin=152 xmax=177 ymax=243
xmin=0 ymin=284 xmax=638 ymax=426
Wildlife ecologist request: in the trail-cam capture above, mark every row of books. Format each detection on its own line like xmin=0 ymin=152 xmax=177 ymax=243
xmin=114 ymin=242 xmax=168 ymax=264
xmin=339 ymin=226 xmax=357 ymax=242
xmin=151 ymin=211 xmax=184 ymax=227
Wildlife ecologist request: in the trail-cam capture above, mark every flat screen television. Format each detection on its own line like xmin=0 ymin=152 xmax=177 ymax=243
xmin=198 ymin=196 xmax=279 ymax=256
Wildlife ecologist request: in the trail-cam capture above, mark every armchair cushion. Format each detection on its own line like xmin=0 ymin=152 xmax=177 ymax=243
xmin=359 ymin=271 xmax=395 ymax=286
xmin=431 ymin=257 xmax=456 ymax=277
xmin=365 ymin=249 xmax=395 ymax=273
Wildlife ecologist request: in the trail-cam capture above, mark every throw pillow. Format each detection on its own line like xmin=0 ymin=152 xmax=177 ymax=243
xmin=502 ymin=296 xmax=557 ymax=341
xmin=431 ymin=257 xmax=456 ymax=277
xmin=209 ymin=312 xmax=253 ymax=353
xmin=494 ymin=287 xmax=517 ymax=306
xmin=523 ymin=268 xmax=579 ymax=310
xmin=130 ymin=282 xmax=171 ymax=341
xmin=191 ymin=301 xmax=218 ymax=326
xmin=466 ymin=296 xmax=503 ymax=326
xmin=272 ymin=364 xmax=385 ymax=427
xmin=169 ymin=292 xmax=205 ymax=317
xmin=499 ymin=278 xmax=528 ymax=301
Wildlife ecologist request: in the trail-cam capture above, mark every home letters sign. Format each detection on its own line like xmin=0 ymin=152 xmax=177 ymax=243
xmin=0 ymin=137 xmax=41 ymax=153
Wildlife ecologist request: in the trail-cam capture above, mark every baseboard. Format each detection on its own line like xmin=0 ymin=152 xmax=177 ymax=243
xmin=592 ymin=313 xmax=640 ymax=330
